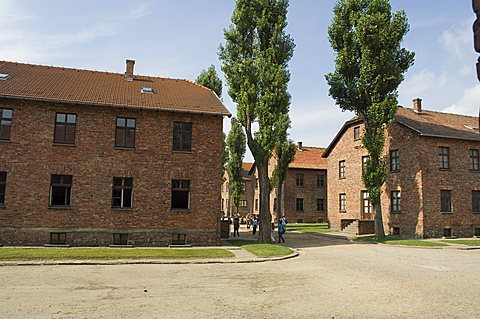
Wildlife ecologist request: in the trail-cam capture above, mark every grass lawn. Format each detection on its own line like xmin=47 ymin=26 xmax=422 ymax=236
xmin=440 ymin=239 xmax=480 ymax=246
xmin=227 ymin=239 xmax=293 ymax=258
xmin=354 ymin=236 xmax=448 ymax=247
xmin=0 ymin=247 xmax=234 ymax=260
xmin=285 ymin=223 xmax=332 ymax=233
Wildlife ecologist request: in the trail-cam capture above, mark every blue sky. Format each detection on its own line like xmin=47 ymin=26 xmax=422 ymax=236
xmin=1 ymin=1 xmax=478 ymax=161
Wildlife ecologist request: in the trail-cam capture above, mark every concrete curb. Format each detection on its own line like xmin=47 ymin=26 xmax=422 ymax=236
xmin=0 ymin=249 xmax=299 ymax=267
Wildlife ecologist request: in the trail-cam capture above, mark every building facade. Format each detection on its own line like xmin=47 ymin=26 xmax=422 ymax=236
xmin=0 ymin=60 xmax=230 ymax=246
xmin=251 ymin=143 xmax=328 ymax=223
xmin=323 ymin=99 xmax=480 ymax=238
xmin=221 ymin=162 xmax=255 ymax=218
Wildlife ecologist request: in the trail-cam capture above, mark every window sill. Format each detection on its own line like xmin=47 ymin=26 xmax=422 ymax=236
xmin=439 ymin=168 xmax=451 ymax=171
xmin=441 ymin=211 xmax=453 ymax=214
xmin=48 ymin=206 xmax=72 ymax=210
xmin=339 ymin=177 xmax=346 ymax=180
xmin=470 ymin=170 xmax=480 ymax=173
xmin=111 ymin=207 xmax=133 ymax=211
xmin=339 ymin=211 xmax=347 ymax=214
xmin=172 ymin=150 xmax=192 ymax=154
xmin=316 ymin=211 xmax=325 ymax=213
xmin=0 ymin=205 xmax=5 ymax=208
xmin=170 ymin=208 xmax=191 ymax=212
xmin=53 ymin=142 xmax=75 ymax=147
xmin=472 ymin=211 xmax=480 ymax=214
xmin=0 ymin=139 xmax=11 ymax=143
xmin=390 ymin=170 xmax=400 ymax=173
xmin=114 ymin=146 xmax=135 ymax=150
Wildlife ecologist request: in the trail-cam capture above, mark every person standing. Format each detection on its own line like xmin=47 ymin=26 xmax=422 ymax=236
xmin=278 ymin=222 xmax=285 ymax=243
xmin=233 ymin=215 xmax=240 ymax=237
xmin=252 ymin=216 xmax=258 ymax=235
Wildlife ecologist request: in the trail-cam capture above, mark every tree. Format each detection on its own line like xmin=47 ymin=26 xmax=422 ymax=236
xmin=226 ymin=118 xmax=246 ymax=216
xmin=271 ymin=118 xmax=296 ymax=223
xmin=219 ymin=0 xmax=295 ymax=243
xmin=195 ymin=65 xmax=223 ymax=98
xmin=325 ymin=0 xmax=414 ymax=239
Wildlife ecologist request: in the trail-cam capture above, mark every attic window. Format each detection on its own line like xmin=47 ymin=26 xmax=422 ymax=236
xmin=0 ymin=73 xmax=11 ymax=80
xmin=141 ymin=87 xmax=154 ymax=94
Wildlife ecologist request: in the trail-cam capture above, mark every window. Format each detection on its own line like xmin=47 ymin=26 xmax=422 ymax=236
xmin=113 ymin=233 xmax=128 ymax=245
xmin=438 ymin=147 xmax=450 ymax=169
xmin=255 ymin=178 xmax=258 ymax=189
xmin=255 ymin=199 xmax=259 ymax=211
xmin=316 ymin=174 xmax=325 ymax=187
xmin=0 ymin=171 xmax=6 ymax=205
xmin=390 ymin=149 xmax=400 ymax=172
xmin=353 ymin=126 xmax=360 ymax=140
xmin=171 ymin=179 xmax=190 ymax=209
xmin=241 ymin=181 xmax=246 ymax=193
xmin=392 ymin=227 xmax=400 ymax=236
xmin=316 ymin=198 xmax=325 ymax=212
xmin=339 ymin=160 xmax=346 ymax=179
xmin=296 ymin=173 xmax=304 ymax=187
xmin=440 ymin=190 xmax=452 ymax=213
xmin=473 ymin=191 xmax=480 ymax=213
xmin=273 ymin=198 xmax=278 ymax=212
xmin=50 ymin=233 xmax=66 ymax=245
xmin=391 ymin=191 xmax=401 ymax=212
xmin=112 ymin=177 xmax=133 ymax=208
xmin=470 ymin=149 xmax=479 ymax=171
xmin=221 ymin=199 xmax=224 ymax=211
xmin=361 ymin=191 xmax=372 ymax=215
xmin=54 ymin=113 xmax=76 ymax=144
xmin=296 ymin=198 xmax=304 ymax=212
xmin=443 ymin=228 xmax=452 ymax=238
xmin=339 ymin=193 xmax=346 ymax=212
xmin=0 ymin=108 xmax=12 ymax=141
xmin=172 ymin=234 xmax=186 ymax=245
xmin=173 ymin=122 xmax=192 ymax=152
xmin=239 ymin=200 xmax=247 ymax=208
xmin=475 ymin=228 xmax=480 ymax=237
xmin=115 ymin=117 xmax=136 ymax=148
xmin=49 ymin=175 xmax=72 ymax=207
xmin=140 ymin=87 xmax=154 ymax=94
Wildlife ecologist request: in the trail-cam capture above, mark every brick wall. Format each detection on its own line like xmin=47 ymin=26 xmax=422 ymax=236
xmin=0 ymin=99 xmax=224 ymax=246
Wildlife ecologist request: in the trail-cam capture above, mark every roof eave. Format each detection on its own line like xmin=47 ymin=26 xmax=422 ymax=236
xmin=322 ymin=117 xmax=363 ymax=158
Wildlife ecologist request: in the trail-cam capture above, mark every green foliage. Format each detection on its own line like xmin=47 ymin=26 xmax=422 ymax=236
xmin=219 ymin=0 xmax=294 ymax=242
xmin=221 ymin=132 xmax=228 ymax=180
xmin=271 ymin=114 xmax=296 ymax=191
xmin=326 ymin=0 xmax=414 ymax=237
xmin=226 ymin=117 xmax=246 ymax=209
xmin=195 ymin=64 xmax=223 ymax=98
xmin=0 ymin=248 xmax=234 ymax=260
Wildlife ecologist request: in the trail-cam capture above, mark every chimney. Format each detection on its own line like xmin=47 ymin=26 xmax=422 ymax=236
xmin=297 ymin=141 xmax=303 ymax=151
xmin=125 ymin=59 xmax=135 ymax=80
xmin=413 ymin=98 xmax=422 ymax=113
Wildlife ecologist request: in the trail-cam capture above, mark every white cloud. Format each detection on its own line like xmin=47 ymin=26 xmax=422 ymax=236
xmin=442 ymin=85 xmax=480 ymax=116
xmin=398 ymin=69 xmax=448 ymax=102
xmin=439 ymin=19 xmax=472 ymax=58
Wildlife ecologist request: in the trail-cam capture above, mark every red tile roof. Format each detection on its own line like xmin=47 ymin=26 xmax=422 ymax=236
xmin=290 ymin=147 xmax=327 ymax=169
xmin=0 ymin=61 xmax=230 ymax=116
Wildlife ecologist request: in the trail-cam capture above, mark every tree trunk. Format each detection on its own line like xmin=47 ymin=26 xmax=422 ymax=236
xmin=374 ymin=201 xmax=385 ymax=239
xmin=275 ymin=181 xmax=283 ymax=224
xmin=257 ymin=162 xmax=272 ymax=243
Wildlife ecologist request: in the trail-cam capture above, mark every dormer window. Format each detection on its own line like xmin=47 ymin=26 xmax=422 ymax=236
xmin=141 ymin=87 xmax=154 ymax=94
xmin=0 ymin=73 xmax=11 ymax=80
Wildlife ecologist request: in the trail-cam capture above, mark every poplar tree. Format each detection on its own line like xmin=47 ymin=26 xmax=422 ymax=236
xmin=219 ymin=0 xmax=294 ymax=242
xmin=195 ymin=65 xmax=223 ymax=98
xmin=226 ymin=118 xmax=246 ymax=216
xmin=326 ymin=0 xmax=414 ymax=239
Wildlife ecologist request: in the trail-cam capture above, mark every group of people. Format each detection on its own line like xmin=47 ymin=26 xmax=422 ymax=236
xmin=231 ymin=214 xmax=287 ymax=243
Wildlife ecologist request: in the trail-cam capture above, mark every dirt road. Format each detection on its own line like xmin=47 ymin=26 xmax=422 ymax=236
xmin=1 ymin=233 xmax=479 ymax=318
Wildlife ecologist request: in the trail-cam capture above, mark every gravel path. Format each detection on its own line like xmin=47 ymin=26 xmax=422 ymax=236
xmin=1 ymin=232 xmax=480 ymax=318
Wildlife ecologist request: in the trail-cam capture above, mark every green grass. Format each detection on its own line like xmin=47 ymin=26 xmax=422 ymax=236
xmin=227 ymin=239 xmax=293 ymax=258
xmin=285 ymin=223 xmax=332 ymax=233
xmin=354 ymin=236 xmax=448 ymax=247
xmin=440 ymin=239 xmax=480 ymax=246
xmin=0 ymin=247 xmax=234 ymax=260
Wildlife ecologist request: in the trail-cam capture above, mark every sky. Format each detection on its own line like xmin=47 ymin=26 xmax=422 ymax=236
xmin=1 ymin=1 xmax=478 ymax=162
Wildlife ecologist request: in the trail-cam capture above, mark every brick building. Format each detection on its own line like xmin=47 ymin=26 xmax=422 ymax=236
xmin=221 ymin=162 xmax=254 ymax=218
xmin=0 ymin=60 xmax=230 ymax=246
xmin=251 ymin=143 xmax=328 ymax=223
xmin=323 ymin=99 xmax=480 ymax=238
